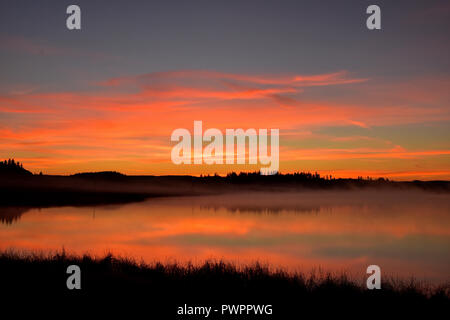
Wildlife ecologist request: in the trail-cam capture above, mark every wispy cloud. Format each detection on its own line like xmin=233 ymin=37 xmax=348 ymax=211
xmin=0 ymin=69 xmax=449 ymax=178
xmin=99 ymin=70 xmax=367 ymax=106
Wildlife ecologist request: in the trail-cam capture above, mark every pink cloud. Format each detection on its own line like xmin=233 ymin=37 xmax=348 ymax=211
xmin=1 ymin=69 xmax=449 ymax=177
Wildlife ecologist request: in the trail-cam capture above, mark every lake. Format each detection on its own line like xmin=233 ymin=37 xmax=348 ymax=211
xmin=1 ymin=190 xmax=449 ymax=284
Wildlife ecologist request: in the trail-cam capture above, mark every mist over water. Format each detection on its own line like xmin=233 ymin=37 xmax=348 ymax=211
xmin=1 ymin=190 xmax=449 ymax=284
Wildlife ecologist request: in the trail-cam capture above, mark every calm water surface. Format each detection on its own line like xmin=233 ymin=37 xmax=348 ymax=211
xmin=1 ymin=190 xmax=449 ymax=283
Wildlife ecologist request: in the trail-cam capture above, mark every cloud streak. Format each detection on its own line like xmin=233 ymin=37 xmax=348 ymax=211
xmin=1 ymin=70 xmax=449 ymax=178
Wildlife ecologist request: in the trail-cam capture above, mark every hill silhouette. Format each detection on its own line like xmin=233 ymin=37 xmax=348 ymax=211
xmin=71 ymin=171 xmax=126 ymax=180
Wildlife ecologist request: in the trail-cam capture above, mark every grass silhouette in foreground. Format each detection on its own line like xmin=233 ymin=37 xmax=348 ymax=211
xmin=1 ymin=250 xmax=448 ymax=318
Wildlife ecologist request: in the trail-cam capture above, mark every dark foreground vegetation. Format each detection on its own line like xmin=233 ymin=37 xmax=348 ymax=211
xmin=0 ymin=250 xmax=448 ymax=318
xmin=1 ymin=159 xmax=449 ymax=207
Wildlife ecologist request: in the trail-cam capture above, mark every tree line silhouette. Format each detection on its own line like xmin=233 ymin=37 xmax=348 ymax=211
xmin=198 ymin=171 xmax=391 ymax=188
xmin=0 ymin=159 xmax=32 ymax=176
xmin=2 ymin=158 xmax=449 ymax=193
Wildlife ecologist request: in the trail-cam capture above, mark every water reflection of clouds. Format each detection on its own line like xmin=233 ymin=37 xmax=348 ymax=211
xmin=1 ymin=190 xmax=449 ymax=283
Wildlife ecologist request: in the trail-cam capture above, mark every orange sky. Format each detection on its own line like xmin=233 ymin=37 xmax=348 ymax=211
xmin=1 ymin=70 xmax=449 ymax=180
xmin=1 ymin=1 xmax=450 ymax=180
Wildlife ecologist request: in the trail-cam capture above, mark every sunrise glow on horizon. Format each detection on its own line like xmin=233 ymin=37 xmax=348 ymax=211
xmin=1 ymin=1 xmax=449 ymax=181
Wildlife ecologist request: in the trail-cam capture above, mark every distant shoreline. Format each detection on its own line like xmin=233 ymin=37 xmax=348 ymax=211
xmin=1 ymin=171 xmax=449 ymax=207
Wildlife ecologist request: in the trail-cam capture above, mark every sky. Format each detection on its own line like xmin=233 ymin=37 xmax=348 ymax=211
xmin=0 ymin=0 xmax=449 ymax=179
